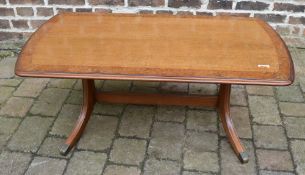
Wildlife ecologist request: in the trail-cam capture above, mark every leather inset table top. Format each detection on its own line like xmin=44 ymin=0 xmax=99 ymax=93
xmin=15 ymin=13 xmax=294 ymax=85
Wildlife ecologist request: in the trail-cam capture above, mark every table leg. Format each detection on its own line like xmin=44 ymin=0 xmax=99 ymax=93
xmin=218 ymin=84 xmax=249 ymax=163
xmin=59 ymin=79 xmax=95 ymax=155
xmin=58 ymin=80 xmax=249 ymax=163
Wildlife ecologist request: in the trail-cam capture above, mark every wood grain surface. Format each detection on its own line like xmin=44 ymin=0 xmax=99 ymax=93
xmin=15 ymin=13 xmax=294 ymax=85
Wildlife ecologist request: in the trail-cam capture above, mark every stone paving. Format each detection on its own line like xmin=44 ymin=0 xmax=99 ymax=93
xmin=0 ymin=44 xmax=305 ymax=175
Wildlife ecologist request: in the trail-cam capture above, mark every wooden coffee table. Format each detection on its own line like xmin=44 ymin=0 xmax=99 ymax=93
xmin=15 ymin=13 xmax=294 ymax=163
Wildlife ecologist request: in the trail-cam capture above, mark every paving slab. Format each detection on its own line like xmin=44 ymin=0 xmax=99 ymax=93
xmin=291 ymin=140 xmax=305 ymax=175
xmin=66 ymin=90 xmax=82 ymax=105
xmin=0 ymin=97 xmax=33 ymax=117
xmin=8 ymin=116 xmax=53 ymax=152
xmin=14 ymin=78 xmax=49 ymax=97
xmin=0 ymin=79 xmax=21 ymax=86
xmin=0 ymin=151 xmax=32 ymax=175
xmin=155 ymin=105 xmax=186 ymax=122
xmin=246 ymin=85 xmax=274 ymax=96
xmin=0 ymin=117 xmax=20 ymax=134
xmin=77 ymin=115 xmax=118 ymax=151
xmin=253 ymin=125 xmax=288 ymax=149
xmin=284 ymin=117 xmax=305 ymax=139
xmin=299 ymin=77 xmax=305 ymax=93
xmin=189 ymin=83 xmax=218 ymax=95
xmin=119 ymin=105 xmax=154 ymax=138
xmin=186 ymin=109 xmax=218 ymax=132
xmin=104 ymin=165 xmax=141 ymax=175
xmin=0 ymin=57 xmax=16 ymax=78
xmin=25 ymin=157 xmax=67 ymax=175
xmin=0 ymin=86 xmax=14 ymax=104
xmin=48 ymin=79 xmax=76 ymax=89
xmin=231 ymin=88 xmax=247 ymax=106
xmin=279 ymin=102 xmax=305 ymax=117
xmin=30 ymin=88 xmax=70 ymax=116
xmin=110 ymin=138 xmax=147 ymax=165
xmin=65 ymin=151 xmax=107 ymax=175
xmin=183 ymin=172 xmax=213 ymax=175
xmin=184 ymin=150 xmax=219 ymax=173
xmin=144 ymin=158 xmax=181 ymax=175
xmin=148 ymin=122 xmax=185 ymax=160
xmin=184 ymin=130 xmax=218 ymax=152
xmin=276 ymin=86 xmax=304 ymax=102
xmin=221 ymin=139 xmax=256 ymax=175
xmin=93 ymin=103 xmax=124 ymax=116
xmin=248 ymin=96 xmax=281 ymax=125
xmin=256 ymin=149 xmax=294 ymax=172
xmin=0 ymin=117 xmax=21 ymax=149
xmin=50 ymin=104 xmax=80 ymax=137
xmin=259 ymin=170 xmax=294 ymax=175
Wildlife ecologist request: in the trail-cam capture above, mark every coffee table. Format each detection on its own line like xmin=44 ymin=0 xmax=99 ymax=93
xmin=15 ymin=13 xmax=294 ymax=163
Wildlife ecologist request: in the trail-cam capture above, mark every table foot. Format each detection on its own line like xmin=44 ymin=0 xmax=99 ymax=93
xmin=238 ymin=152 xmax=249 ymax=163
xmin=59 ymin=79 xmax=95 ymax=156
xmin=59 ymin=143 xmax=70 ymax=156
xmin=218 ymin=84 xmax=248 ymax=164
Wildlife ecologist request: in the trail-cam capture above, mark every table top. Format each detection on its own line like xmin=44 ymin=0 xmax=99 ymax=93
xmin=15 ymin=13 xmax=294 ymax=85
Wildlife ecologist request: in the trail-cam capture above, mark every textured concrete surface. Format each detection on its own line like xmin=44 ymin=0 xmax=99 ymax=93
xmin=0 ymin=46 xmax=304 ymax=174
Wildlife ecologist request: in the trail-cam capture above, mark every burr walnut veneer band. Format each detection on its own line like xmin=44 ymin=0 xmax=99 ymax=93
xmin=15 ymin=13 xmax=295 ymax=163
